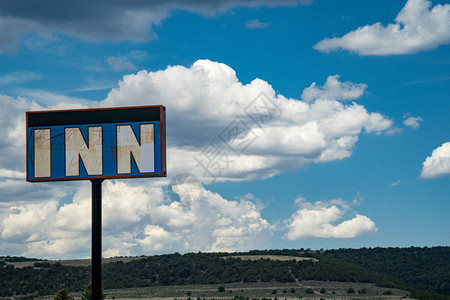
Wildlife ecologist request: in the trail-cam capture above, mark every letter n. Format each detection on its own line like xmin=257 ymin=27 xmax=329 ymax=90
xmin=117 ymin=124 xmax=154 ymax=174
xmin=65 ymin=127 xmax=103 ymax=176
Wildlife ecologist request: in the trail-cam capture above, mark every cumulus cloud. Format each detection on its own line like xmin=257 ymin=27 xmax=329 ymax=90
xmin=284 ymin=197 xmax=377 ymax=240
xmin=403 ymin=116 xmax=423 ymax=129
xmin=314 ymin=0 xmax=450 ymax=55
xmin=0 ymin=59 xmax=389 ymax=257
xmin=301 ymin=75 xmax=367 ymax=102
xmin=101 ymin=59 xmax=393 ymax=182
xmin=0 ymin=0 xmax=311 ymax=52
xmin=245 ymin=19 xmax=270 ymax=29
xmin=0 ymin=181 xmax=272 ymax=258
xmin=421 ymin=142 xmax=450 ymax=178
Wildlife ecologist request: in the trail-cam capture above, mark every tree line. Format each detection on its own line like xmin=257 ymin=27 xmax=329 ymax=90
xmin=0 ymin=246 xmax=449 ymax=300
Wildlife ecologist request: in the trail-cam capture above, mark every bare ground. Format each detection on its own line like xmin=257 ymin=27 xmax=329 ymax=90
xmin=36 ymin=281 xmax=413 ymax=300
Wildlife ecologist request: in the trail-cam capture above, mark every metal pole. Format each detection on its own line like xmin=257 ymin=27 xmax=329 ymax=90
xmin=91 ymin=179 xmax=103 ymax=300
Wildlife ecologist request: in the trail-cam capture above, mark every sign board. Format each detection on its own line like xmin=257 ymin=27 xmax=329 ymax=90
xmin=26 ymin=105 xmax=166 ymax=182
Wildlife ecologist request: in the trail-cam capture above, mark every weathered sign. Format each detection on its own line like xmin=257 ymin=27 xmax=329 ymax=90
xmin=26 ymin=105 xmax=166 ymax=182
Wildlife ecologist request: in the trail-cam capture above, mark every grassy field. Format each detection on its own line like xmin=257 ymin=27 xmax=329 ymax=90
xmin=37 ymin=281 xmax=413 ymax=300
xmin=4 ymin=256 xmax=143 ymax=268
xmin=224 ymin=255 xmax=319 ymax=262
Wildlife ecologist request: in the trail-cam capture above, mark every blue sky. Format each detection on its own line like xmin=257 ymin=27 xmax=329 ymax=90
xmin=0 ymin=0 xmax=448 ymax=259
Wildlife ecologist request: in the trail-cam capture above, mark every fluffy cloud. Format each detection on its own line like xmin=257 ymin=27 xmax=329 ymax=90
xmin=284 ymin=197 xmax=377 ymax=240
xmin=0 ymin=0 xmax=311 ymax=52
xmin=314 ymin=0 xmax=450 ymax=55
xmin=0 ymin=59 xmax=389 ymax=258
xmin=0 ymin=181 xmax=272 ymax=259
xmin=301 ymin=75 xmax=367 ymax=102
xmin=421 ymin=142 xmax=450 ymax=178
xmin=101 ymin=59 xmax=393 ymax=182
xmin=403 ymin=116 xmax=423 ymax=129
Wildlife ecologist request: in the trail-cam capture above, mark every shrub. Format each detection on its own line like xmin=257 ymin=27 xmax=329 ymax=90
xmin=290 ymin=288 xmax=295 ymax=293
xmin=54 ymin=286 xmax=74 ymax=300
xmin=347 ymin=288 xmax=355 ymax=294
xmin=320 ymin=288 xmax=326 ymax=293
xmin=218 ymin=286 xmax=225 ymax=292
xmin=272 ymin=289 xmax=278 ymax=294
xmin=305 ymin=288 xmax=314 ymax=294
xmin=383 ymin=290 xmax=393 ymax=295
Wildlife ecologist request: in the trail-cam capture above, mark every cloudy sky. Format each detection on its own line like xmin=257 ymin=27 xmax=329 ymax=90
xmin=0 ymin=0 xmax=449 ymax=259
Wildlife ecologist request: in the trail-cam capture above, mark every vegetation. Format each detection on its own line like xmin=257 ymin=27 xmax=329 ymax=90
xmin=0 ymin=246 xmax=448 ymax=300
xmin=54 ymin=285 xmax=74 ymax=300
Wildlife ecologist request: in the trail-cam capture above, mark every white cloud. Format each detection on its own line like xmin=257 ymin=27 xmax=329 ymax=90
xmin=101 ymin=59 xmax=394 ymax=182
xmin=0 ymin=181 xmax=272 ymax=258
xmin=246 ymin=19 xmax=270 ymax=29
xmin=301 ymin=75 xmax=367 ymax=102
xmin=284 ymin=197 xmax=377 ymax=240
xmin=0 ymin=0 xmax=311 ymax=52
xmin=0 ymin=59 xmax=390 ymax=258
xmin=404 ymin=116 xmax=423 ymax=129
xmin=421 ymin=142 xmax=450 ymax=178
xmin=314 ymin=0 xmax=450 ymax=55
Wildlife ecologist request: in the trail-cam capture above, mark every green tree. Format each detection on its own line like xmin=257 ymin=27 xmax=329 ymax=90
xmin=81 ymin=283 xmax=105 ymax=300
xmin=218 ymin=286 xmax=225 ymax=292
xmin=320 ymin=288 xmax=326 ymax=293
xmin=347 ymin=288 xmax=355 ymax=294
xmin=305 ymin=288 xmax=314 ymax=294
xmin=54 ymin=285 xmax=74 ymax=300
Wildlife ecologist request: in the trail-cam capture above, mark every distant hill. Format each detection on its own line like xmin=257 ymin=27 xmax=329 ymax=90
xmin=0 ymin=246 xmax=449 ymax=299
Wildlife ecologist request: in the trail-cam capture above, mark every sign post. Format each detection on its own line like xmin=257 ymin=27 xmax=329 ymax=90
xmin=91 ymin=179 xmax=103 ymax=300
xmin=26 ymin=105 xmax=166 ymax=299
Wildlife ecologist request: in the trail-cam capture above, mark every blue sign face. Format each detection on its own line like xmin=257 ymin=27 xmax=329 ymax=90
xmin=26 ymin=106 xmax=166 ymax=182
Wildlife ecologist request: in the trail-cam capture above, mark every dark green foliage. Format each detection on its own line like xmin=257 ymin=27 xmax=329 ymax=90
xmin=81 ymin=283 xmax=105 ymax=300
xmin=325 ymin=246 xmax=450 ymax=299
xmin=347 ymin=288 xmax=355 ymax=294
xmin=272 ymin=289 xmax=277 ymax=294
xmin=383 ymin=290 xmax=393 ymax=295
xmin=54 ymin=285 xmax=74 ymax=300
xmin=0 ymin=247 xmax=449 ymax=300
xmin=304 ymin=288 xmax=314 ymax=294
xmin=218 ymin=286 xmax=225 ymax=292
xmin=290 ymin=288 xmax=295 ymax=293
xmin=187 ymin=291 xmax=192 ymax=296
xmin=361 ymin=287 xmax=367 ymax=294
xmin=320 ymin=288 xmax=325 ymax=293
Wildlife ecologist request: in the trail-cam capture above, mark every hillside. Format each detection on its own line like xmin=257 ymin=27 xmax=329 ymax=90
xmin=0 ymin=246 xmax=449 ymax=299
